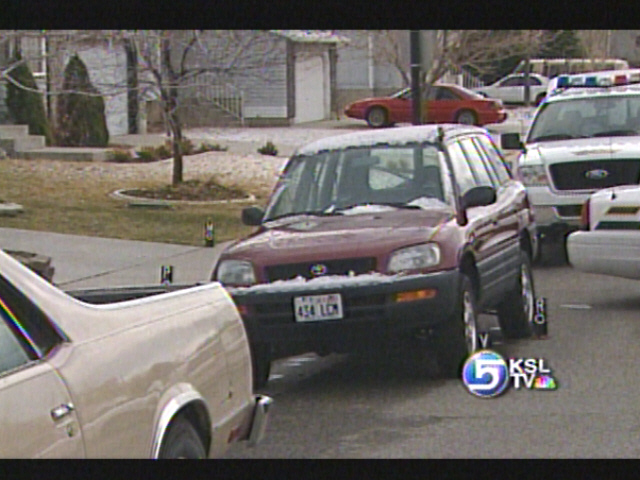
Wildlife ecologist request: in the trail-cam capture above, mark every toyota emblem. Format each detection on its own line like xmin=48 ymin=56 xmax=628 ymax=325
xmin=310 ymin=264 xmax=328 ymax=276
xmin=584 ymin=169 xmax=609 ymax=180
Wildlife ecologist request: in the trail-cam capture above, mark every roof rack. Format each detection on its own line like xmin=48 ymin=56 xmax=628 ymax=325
xmin=546 ymin=69 xmax=640 ymax=98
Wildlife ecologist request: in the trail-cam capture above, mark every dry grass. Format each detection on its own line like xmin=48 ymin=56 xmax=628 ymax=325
xmin=0 ymin=158 xmax=262 ymax=245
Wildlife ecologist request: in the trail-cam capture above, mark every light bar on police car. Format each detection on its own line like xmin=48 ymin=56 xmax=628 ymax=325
xmin=547 ymin=68 xmax=640 ymax=97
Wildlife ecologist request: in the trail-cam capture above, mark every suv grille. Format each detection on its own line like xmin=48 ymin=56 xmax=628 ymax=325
xmin=549 ymin=160 xmax=640 ymax=191
xmin=265 ymin=257 xmax=377 ymax=282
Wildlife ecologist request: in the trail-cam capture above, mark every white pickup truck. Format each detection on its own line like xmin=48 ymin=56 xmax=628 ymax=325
xmin=0 ymin=248 xmax=272 ymax=458
xmin=567 ymin=185 xmax=640 ymax=280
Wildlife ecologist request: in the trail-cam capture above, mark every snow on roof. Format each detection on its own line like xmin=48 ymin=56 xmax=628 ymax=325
xmin=271 ymin=30 xmax=350 ymax=44
xmin=293 ymin=124 xmax=483 ymax=156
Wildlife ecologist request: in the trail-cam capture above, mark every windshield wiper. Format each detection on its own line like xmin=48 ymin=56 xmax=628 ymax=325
xmin=266 ymin=210 xmax=342 ymax=222
xmin=333 ymin=202 xmax=422 ymax=212
xmin=591 ymin=129 xmax=638 ymax=137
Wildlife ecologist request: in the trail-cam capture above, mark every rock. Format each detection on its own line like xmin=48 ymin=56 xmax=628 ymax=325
xmin=5 ymin=250 xmax=55 ymax=282
xmin=0 ymin=202 xmax=24 ymax=216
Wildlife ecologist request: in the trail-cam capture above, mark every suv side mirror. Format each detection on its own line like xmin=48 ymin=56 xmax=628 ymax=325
xmin=501 ymin=132 xmax=523 ymax=150
xmin=461 ymin=186 xmax=497 ymax=209
xmin=242 ymin=206 xmax=264 ymax=226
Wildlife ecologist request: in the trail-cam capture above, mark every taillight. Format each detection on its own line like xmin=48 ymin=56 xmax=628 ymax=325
xmin=580 ymin=198 xmax=591 ymax=230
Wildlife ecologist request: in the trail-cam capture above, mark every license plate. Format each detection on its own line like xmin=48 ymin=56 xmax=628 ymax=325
xmin=293 ymin=294 xmax=343 ymax=322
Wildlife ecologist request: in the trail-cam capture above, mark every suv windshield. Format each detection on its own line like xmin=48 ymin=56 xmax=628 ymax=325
xmin=527 ymin=94 xmax=640 ymax=143
xmin=263 ymin=144 xmax=452 ymax=221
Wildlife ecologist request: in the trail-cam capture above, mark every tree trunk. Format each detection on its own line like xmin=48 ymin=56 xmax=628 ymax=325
xmin=170 ymin=109 xmax=183 ymax=186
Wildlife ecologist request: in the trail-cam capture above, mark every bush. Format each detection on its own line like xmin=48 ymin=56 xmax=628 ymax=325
xmin=57 ymin=55 xmax=109 ymax=147
xmin=154 ymin=143 xmax=172 ymax=159
xmin=135 ymin=146 xmax=159 ymax=162
xmin=258 ymin=141 xmax=278 ymax=156
xmin=108 ymin=148 xmax=134 ymax=162
xmin=193 ymin=141 xmax=228 ymax=154
xmin=6 ymin=56 xmax=53 ymax=145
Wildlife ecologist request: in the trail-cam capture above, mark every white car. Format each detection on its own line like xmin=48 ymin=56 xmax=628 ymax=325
xmin=567 ymin=185 xmax=640 ymax=279
xmin=475 ymin=73 xmax=549 ymax=105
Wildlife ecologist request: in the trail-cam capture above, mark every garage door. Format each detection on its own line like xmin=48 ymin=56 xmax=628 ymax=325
xmin=294 ymin=55 xmax=326 ymax=124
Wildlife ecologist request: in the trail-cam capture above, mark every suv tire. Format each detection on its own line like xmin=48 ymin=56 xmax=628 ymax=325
xmin=435 ymin=275 xmax=479 ymax=378
xmin=497 ymin=250 xmax=535 ymax=338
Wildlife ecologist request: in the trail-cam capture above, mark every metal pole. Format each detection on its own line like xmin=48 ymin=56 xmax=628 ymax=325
xmin=524 ymin=54 xmax=531 ymax=107
xmin=410 ymin=30 xmax=422 ymax=125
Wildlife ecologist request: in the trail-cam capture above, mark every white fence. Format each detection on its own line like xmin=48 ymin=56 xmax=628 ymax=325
xmin=439 ymin=70 xmax=485 ymax=89
xmin=185 ymin=73 xmax=245 ymax=125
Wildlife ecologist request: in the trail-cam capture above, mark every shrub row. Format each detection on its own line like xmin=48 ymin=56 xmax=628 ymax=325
xmin=108 ymin=139 xmax=228 ymax=163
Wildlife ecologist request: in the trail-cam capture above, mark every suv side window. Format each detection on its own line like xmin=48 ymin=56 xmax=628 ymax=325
xmin=474 ymin=135 xmax=511 ymax=184
xmin=457 ymin=137 xmax=495 ymax=188
xmin=446 ymin=141 xmax=479 ymax=195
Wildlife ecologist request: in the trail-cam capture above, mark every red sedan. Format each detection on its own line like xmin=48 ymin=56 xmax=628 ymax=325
xmin=343 ymin=83 xmax=507 ymax=128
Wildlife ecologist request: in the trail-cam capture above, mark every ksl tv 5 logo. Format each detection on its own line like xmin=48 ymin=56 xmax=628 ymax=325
xmin=461 ymin=350 xmax=558 ymax=398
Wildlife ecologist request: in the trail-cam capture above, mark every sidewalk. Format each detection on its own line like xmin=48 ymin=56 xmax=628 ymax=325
xmin=0 ymin=227 xmax=229 ymax=290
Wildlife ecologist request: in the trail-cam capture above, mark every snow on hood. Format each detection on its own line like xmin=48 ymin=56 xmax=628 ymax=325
xmin=229 ymin=271 xmax=427 ymax=295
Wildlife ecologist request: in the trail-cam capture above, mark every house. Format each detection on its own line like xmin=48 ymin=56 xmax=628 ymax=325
xmin=165 ymin=30 xmax=349 ymax=129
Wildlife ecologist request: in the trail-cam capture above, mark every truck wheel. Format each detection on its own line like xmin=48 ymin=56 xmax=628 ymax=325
xmin=497 ymin=250 xmax=535 ymax=339
xmin=366 ymin=107 xmax=388 ymax=128
xmin=434 ymin=275 xmax=479 ymax=378
xmin=252 ymin=343 xmax=271 ymax=389
xmin=159 ymin=416 xmax=206 ymax=459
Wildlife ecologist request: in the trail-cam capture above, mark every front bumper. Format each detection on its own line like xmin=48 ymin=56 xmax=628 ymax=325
xmin=567 ymin=230 xmax=640 ymax=280
xmin=226 ymin=270 xmax=460 ymax=358
xmin=246 ymin=395 xmax=273 ymax=446
xmin=526 ymin=185 xmax=589 ymax=235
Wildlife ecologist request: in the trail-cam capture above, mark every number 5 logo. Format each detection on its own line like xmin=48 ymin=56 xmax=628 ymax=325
xmin=462 ymin=350 xmax=510 ymax=398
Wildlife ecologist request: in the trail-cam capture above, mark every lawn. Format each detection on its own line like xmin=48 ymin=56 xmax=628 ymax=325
xmin=0 ymin=158 xmax=260 ymax=246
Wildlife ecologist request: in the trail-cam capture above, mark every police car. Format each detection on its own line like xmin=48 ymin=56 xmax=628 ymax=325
xmin=501 ymin=69 xmax=640 ymax=258
xmin=567 ymin=184 xmax=640 ymax=280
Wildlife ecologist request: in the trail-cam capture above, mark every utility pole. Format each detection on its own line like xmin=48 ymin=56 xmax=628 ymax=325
xmin=410 ymin=30 xmax=422 ymax=125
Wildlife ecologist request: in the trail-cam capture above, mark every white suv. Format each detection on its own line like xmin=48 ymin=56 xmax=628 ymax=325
xmin=501 ymin=70 xmax=640 ymax=254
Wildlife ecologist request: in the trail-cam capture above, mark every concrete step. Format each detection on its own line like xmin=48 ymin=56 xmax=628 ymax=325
xmin=0 ymin=124 xmax=29 ymax=138
xmin=0 ymin=135 xmax=46 ymax=153
xmin=16 ymin=147 xmax=108 ymax=162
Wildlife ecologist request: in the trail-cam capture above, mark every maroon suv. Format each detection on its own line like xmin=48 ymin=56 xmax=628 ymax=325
xmin=212 ymin=124 xmax=538 ymax=388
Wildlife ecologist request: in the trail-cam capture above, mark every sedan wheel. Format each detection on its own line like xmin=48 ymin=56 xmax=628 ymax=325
xmin=455 ymin=109 xmax=477 ymax=125
xmin=158 ymin=417 xmax=207 ymax=459
xmin=366 ymin=107 xmax=388 ymax=128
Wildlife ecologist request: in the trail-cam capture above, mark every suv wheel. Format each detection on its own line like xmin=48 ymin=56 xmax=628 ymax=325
xmin=497 ymin=250 xmax=535 ymax=338
xmin=435 ymin=275 xmax=479 ymax=378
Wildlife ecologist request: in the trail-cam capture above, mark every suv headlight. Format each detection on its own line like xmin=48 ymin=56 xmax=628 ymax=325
xmin=216 ymin=260 xmax=256 ymax=286
xmin=388 ymin=243 xmax=441 ymax=273
xmin=517 ymin=164 xmax=550 ymax=187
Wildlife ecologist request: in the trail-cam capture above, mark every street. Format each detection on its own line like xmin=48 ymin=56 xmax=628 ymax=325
xmin=223 ymin=248 xmax=640 ymax=458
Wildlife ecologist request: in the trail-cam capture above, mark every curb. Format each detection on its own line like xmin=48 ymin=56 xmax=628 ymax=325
xmin=110 ymin=189 xmax=257 ymax=206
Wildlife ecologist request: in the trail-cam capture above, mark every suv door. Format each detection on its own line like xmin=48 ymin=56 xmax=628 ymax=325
xmin=0 ymin=275 xmax=84 ymax=458
xmin=451 ymin=136 xmax=520 ymax=306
